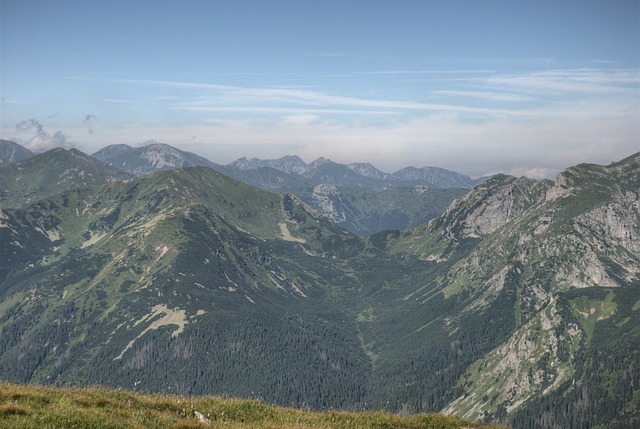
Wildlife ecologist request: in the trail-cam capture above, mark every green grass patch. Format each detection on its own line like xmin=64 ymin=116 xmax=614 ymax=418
xmin=569 ymin=291 xmax=617 ymax=340
xmin=0 ymin=381 xmax=505 ymax=429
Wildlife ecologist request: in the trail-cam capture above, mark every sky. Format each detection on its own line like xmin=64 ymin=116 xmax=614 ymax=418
xmin=1 ymin=0 xmax=638 ymax=178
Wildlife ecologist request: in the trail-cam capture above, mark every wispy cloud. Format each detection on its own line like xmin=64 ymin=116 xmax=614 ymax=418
xmin=174 ymin=106 xmax=398 ymax=116
xmin=15 ymin=119 xmax=73 ymax=152
xmin=104 ymin=98 xmax=134 ymax=104
xmin=1 ymin=98 xmax=23 ymax=105
xmin=113 ymin=78 xmax=519 ymax=117
xmin=83 ymin=114 xmax=98 ymax=135
xmin=0 ymin=43 xmax=84 ymax=65
xmin=48 ymin=43 xmax=84 ymax=55
xmin=431 ymin=90 xmax=534 ymax=102
xmin=471 ymin=68 xmax=639 ymax=95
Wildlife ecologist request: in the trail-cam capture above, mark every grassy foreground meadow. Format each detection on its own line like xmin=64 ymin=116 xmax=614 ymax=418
xmin=0 ymin=381 xmax=505 ymax=429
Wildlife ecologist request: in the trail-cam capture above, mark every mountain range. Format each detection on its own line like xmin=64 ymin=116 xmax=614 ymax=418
xmin=4 ymin=141 xmax=474 ymax=235
xmin=0 ymin=140 xmax=639 ymax=428
xmin=94 ymin=143 xmax=480 ymax=236
xmin=92 ymin=143 xmax=483 ymax=190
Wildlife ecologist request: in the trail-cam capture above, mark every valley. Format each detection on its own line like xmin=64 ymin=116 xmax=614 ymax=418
xmin=0 ymin=141 xmax=639 ymax=428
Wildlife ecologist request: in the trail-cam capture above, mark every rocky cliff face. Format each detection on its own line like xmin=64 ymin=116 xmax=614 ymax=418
xmin=311 ymin=184 xmax=348 ymax=224
xmin=428 ymin=175 xmax=552 ymax=243
xmin=443 ymin=298 xmax=583 ymax=421
xmin=428 ymin=154 xmax=640 ymax=423
xmin=385 ymin=153 xmax=640 ymax=426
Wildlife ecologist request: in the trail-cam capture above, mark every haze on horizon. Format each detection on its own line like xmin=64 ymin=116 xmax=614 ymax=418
xmin=1 ymin=0 xmax=638 ymax=179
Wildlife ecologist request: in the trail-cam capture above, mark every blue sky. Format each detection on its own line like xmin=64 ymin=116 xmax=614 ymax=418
xmin=1 ymin=0 xmax=638 ymax=177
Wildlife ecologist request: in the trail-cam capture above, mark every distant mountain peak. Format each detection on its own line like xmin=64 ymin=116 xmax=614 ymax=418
xmin=228 ymin=155 xmax=309 ymax=175
xmin=347 ymin=162 xmax=388 ymax=180
xmin=0 ymin=139 xmax=34 ymax=165
xmin=93 ymin=142 xmax=218 ymax=176
xmin=0 ymin=146 xmax=131 ymax=208
xmin=308 ymin=157 xmax=331 ymax=169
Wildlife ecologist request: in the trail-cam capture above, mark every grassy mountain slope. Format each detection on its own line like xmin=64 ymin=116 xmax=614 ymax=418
xmin=0 ymin=148 xmax=131 ymax=208
xmin=0 ymin=140 xmax=34 ymax=165
xmin=0 ymin=382 xmax=505 ymax=429
xmin=0 ymin=166 xmax=371 ymax=409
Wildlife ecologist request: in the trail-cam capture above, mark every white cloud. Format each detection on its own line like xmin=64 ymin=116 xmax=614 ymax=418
xmin=23 ymin=131 xmax=71 ymax=152
xmin=14 ymin=119 xmax=74 ymax=153
xmin=113 ymin=78 xmax=519 ymax=117
xmin=472 ymin=68 xmax=639 ymax=96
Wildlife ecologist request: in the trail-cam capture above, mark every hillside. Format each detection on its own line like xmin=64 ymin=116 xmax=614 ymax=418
xmin=382 ymin=153 xmax=640 ymax=427
xmin=0 ymin=151 xmax=638 ymax=428
xmin=0 ymin=165 xmax=371 ymax=409
xmin=0 ymin=148 xmax=131 ymax=208
xmin=298 ymin=184 xmax=467 ymax=235
xmin=0 ymin=139 xmax=34 ymax=166
xmin=0 ymin=382 xmax=504 ymax=429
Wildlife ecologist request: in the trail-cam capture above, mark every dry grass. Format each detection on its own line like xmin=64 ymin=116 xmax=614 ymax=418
xmin=0 ymin=381 xmax=506 ymax=429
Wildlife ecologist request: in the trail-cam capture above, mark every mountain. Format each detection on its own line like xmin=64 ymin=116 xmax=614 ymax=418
xmin=93 ymin=143 xmax=221 ymax=176
xmin=382 ymin=153 xmax=640 ymax=426
xmin=347 ymin=162 xmax=389 ymax=180
xmin=0 ymin=165 xmax=371 ymax=409
xmin=0 ymin=147 xmax=132 ymax=208
xmin=220 ymin=166 xmax=315 ymax=192
xmin=299 ymin=184 xmax=468 ymax=235
xmin=93 ymin=142 xmax=482 ymax=191
xmin=1 ymin=150 xmax=638 ymax=428
xmin=226 ymin=155 xmax=482 ymax=190
xmin=301 ymin=159 xmax=385 ymax=189
xmin=391 ymin=166 xmax=484 ymax=189
xmin=223 ymin=155 xmax=479 ymax=235
xmin=229 ymin=155 xmax=309 ymax=175
xmin=0 ymin=139 xmax=34 ymax=166
xmin=92 ymin=143 xmax=471 ymax=235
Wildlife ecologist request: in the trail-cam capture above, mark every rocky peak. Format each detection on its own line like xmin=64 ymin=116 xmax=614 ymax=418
xmin=346 ymin=162 xmax=387 ymax=180
xmin=440 ymin=175 xmax=549 ymax=240
xmin=311 ymin=184 xmax=346 ymax=223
